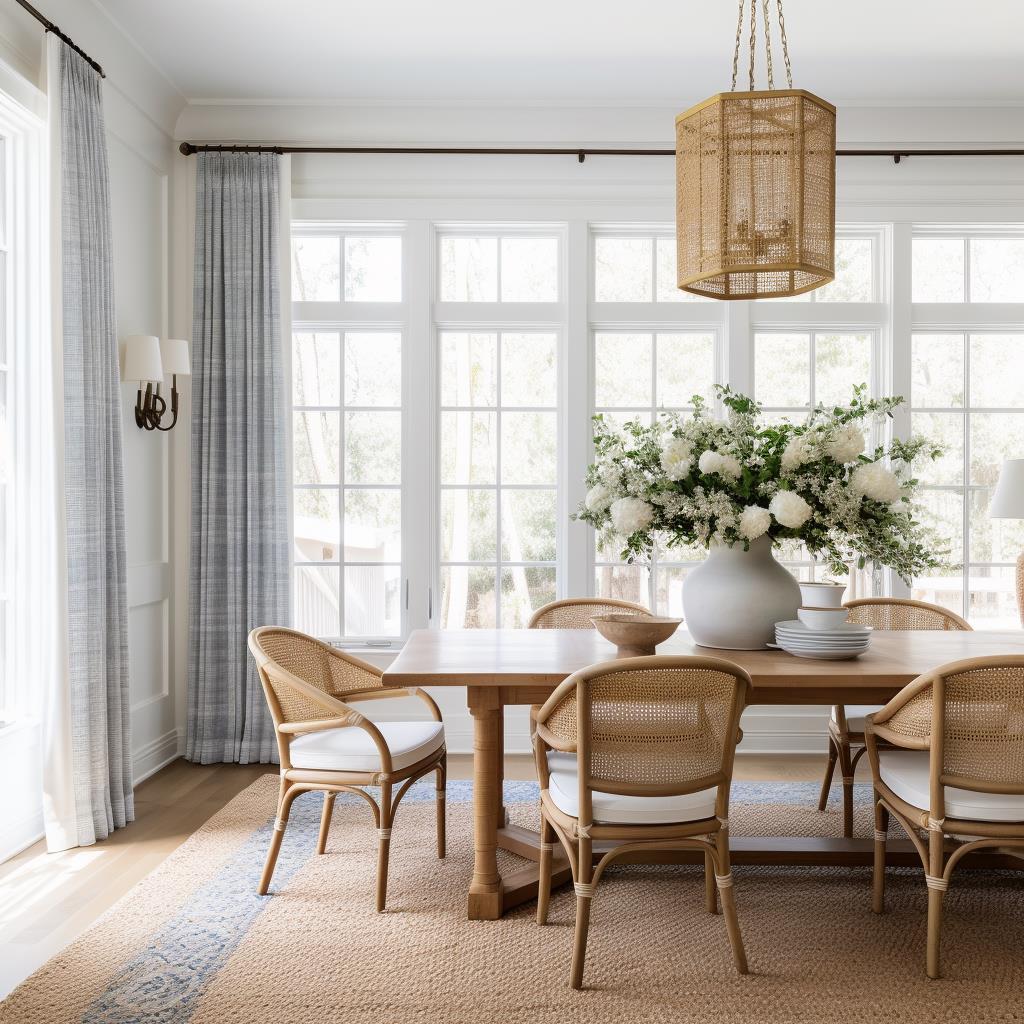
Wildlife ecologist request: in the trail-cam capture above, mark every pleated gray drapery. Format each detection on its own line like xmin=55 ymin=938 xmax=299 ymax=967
xmin=186 ymin=153 xmax=291 ymax=764
xmin=59 ymin=43 xmax=134 ymax=842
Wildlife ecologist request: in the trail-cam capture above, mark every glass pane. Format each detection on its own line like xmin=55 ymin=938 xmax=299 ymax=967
xmin=440 ymin=237 xmax=498 ymax=301
xmin=595 ymin=410 xmax=653 ymax=434
xmin=656 ymin=333 xmax=715 ymax=407
xmin=344 ymin=488 xmax=401 ymax=562
xmin=595 ymin=333 xmax=652 ymax=407
xmin=967 ymin=567 xmax=1019 ymax=629
xmin=441 ymin=411 xmax=497 ymax=484
xmin=440 ymin=565 xmax=497 ymax=628
xmin=911 ymin=575 xmax=964 ymax=618
xmin=594 ymin=564 xmax=650 ymax=607
xmin=754 ymin=333 xmax=810 ymax=408
xmin=594 ymin=237 xmax=652 ymax=302
xmin=294 ymin=565 xmax=341 ymax=636
xmin=910 ymin=412 xmax=964 ymax=485
xmin=970 ymin=239 xmax=1024 ymax=302
xmin=969 ymin=488 xmax=1024 ymax=563
xmin=912 ymin=238 xmax=964 ymax=302
xmin=440 ymin=332 xmax=497 ymax=407
xmin=501 ymin=411 xmax=557 ymax=484
xmin=917 ymin=488 xmax=964 ymax=563
xmin=344 ymin=565 xmax=401 ymax=636
xmin=501 ymin=333 xmax=557 ymax=407
xmin=292 ymin=332 xmax=340 ymax=406
xmin=344 ymin=332 xmax=401 ymax=406
xmin=343 ymin=237 xmax=401 ymax=301
xmin=655 ymin=566 xmax=691 ymax=618
xmin=344 ymin=411 xmax=401 ymax=484
xmin=292 ymin=236 xmax=340 ymax=301
xmin=293 ymin=411 xmax=340 ymax=484
xmin=293 ymin=488 xmax=340 ymax=562
xmin=441 ymin=489 xmax=497 ymax=562
xmin=814 ymin=238 xmax=873 ymax=302
xmin=501 ymin=489 xmax=556 ymax=562
xmin=970 ymin=413 xmax=1024 ymax=486
xmin=501 ymin=566 xmax=557 ymax=629
xmin=815 ymin=333 xmax=871 ymax=408
xmin=500 ymin=237 xmax=558 ymax=302
xmin=970 ymin=334 xmax=1024 ymax=407
xmin=912 ymin=334 xmax=964 ymax=407
xmin=655 ymin=237 xmax=709 ymax=302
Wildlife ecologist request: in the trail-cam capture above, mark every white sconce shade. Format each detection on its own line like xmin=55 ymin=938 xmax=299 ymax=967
xmin=990 ymin=459 xmax=1024 ymax=519
xmin=160 ymin=338 xmax=191 ymax=377
xmin=122 ymin=335 xmax=163 ymax=383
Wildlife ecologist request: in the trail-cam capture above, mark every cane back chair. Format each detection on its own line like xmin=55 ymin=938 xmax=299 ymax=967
xmin=818 ymin=598 xmax=972 ymax=837
xmin=533 ymin=655 xmax=751 ymax=989
xmin=865 ymin=655 xmax=1024 ymax=978
xmin=248 ymin=626 xmax=446 ymax=911
xmin=527 ymin=597 xmax=651 ymax=629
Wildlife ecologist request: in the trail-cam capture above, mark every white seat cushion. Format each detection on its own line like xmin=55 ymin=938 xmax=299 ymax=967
xmin=289 ymin=720 xmax=444 ymax=772
xmin=833 ymin=705 xmax=882 ymax=732
xmin=879 ymin=750 xmax=1024 ymax=823
xmin=546 ymin=752 xmax=716 ymax=825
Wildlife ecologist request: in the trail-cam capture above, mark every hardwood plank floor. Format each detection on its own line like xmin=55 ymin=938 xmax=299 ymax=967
xmin=0 ymin=752 xmax=831 ymax=998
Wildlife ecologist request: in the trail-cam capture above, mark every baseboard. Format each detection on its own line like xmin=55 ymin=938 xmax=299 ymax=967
xmin=133 ymin=728 xmax=184 ymax=785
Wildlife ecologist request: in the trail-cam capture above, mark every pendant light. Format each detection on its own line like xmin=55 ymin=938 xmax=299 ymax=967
xmin=675 ymin=0 xmax=836 ymax=300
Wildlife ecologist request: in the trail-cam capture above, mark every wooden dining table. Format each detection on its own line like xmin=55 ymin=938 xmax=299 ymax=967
xmin=384 ymin=626 xmax=1024 ymax=920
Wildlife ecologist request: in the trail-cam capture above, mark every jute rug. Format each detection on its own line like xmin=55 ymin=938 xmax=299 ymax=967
xmin=2 ymin=776 xmax=1023 ymax=1024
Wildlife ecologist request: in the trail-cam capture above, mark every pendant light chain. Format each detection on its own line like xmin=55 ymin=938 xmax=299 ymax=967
xmin=730 ymin=0 xmax=794 ymax=92
xmin=748 ymin=0 xmax=757 ymax=90
xmin=730 ymin=0 xmax=745 ymax=92
xmin=776 ymin=0 xmax=794 ymax=88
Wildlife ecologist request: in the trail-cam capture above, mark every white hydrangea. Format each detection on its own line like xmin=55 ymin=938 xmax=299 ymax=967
xmin=698 ymin=450 xmax=742 ymax=481
xmin=769 ymin=490 xmax=813 ymax=529
xmin=585 ymin=482 xmax=613 ymax=512
xmin=660 ymin=436 xmax=693 ymax=481
xmin=610 ymin=496 xmax=655 ymax=536
xmin=850 ymin=461 xmax=903 ymax=503
xmin=781 ymin=435 xmax=812 ymax=472
xmin=738 ymin=504 xmax=772 ymax=540
xmin=827 ymin=424 xmax=866 ymax=465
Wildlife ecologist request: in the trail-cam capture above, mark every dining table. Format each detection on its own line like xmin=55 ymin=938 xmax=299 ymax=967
xmin=383 ymin=626 xmax=1024 ymax=920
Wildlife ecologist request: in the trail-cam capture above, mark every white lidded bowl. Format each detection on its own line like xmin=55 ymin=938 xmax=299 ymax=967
xmin=797 ymin=582 xmax=847 ymax=608
xmin=797 ymin=606 xmax=851 ymax=630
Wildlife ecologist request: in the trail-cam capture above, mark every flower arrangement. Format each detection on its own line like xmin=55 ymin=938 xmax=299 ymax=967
xmin=576 ymin=385 xmax=947 ymax=581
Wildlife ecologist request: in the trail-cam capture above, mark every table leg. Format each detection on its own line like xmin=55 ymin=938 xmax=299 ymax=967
xmin=495 ymin=704 xmax=508 ymax=829
xmin=467 ymin=687 xmax=504 ymax=920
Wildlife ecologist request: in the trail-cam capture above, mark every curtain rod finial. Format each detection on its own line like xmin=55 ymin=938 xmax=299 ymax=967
xmin=179 ymin=142 xmax=196 ymax=156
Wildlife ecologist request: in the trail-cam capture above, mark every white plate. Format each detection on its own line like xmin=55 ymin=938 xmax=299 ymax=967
xmin=769 ymin=643 xmax=867 ymax=660
xmin=776 ymin=636 xmax=871 ymax=647
xmin=775 ymin=620 xmax=872 ymax=636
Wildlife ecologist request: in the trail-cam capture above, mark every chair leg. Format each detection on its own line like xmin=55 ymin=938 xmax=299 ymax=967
xmin=715 ymin=830 xmax=748 ymax=975
xmin=569 ymin=835 xmax=592 ymax=990
xmin=818 ymin=733 xmax=838 ymax=811
xmin=836 ymin=735 xmax=855 ymax=839
xmin=258 ymin=779 xmax=299 ymax=896
xmin=537 ymin=815 xmax=554 ymax=925
xmin=435 ymin=758 xmax=447 ymax=860
xmin=926 ymin=833 xmax=946 ymax=979
xmin=317 ymin=792 xmax=336 ymax=855
xmin=872 ymin=797 xmax=889 ymax=914
xmin=376 ymin=783 xmax=393 ymax=912
xmin=704 ymin=850 xmax=718 ymax=914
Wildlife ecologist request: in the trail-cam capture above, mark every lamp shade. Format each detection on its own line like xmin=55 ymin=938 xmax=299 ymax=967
xmin=990 ymin=459 xmax=1024 ymax=519
xmin=122 ymin=335 xmax=163 ymax=383
xmin=160 ymin=338 xmax=191 ymax=376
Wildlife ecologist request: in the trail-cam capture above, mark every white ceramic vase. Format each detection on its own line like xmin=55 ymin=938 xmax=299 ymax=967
xmin=682 ymin=535 xmax=801 ymax=650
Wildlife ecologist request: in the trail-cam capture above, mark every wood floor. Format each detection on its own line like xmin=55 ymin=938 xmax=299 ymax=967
xmin=0 ymin=752 xmax=830 ymax=999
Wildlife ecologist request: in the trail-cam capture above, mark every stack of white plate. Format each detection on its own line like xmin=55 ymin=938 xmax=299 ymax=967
xmin=771 ymin=620 xmax=872 ymax=660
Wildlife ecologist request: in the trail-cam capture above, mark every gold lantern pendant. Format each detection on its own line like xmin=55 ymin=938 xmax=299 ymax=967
xmin=676 ymin=0 xmax=836 ymax=300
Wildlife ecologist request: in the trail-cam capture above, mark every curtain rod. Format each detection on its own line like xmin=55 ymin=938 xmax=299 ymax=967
xmin=13 ymin=0 xmax=105 ymax=78
xmin=178 ymin=142 xmax=1024 ymax=165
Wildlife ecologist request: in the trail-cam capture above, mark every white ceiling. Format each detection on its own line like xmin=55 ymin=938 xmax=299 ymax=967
xmin=98 ymin=0 xmax=1024 ymax=105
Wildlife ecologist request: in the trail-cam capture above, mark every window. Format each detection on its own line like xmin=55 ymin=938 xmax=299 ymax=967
xmin=439 ymin=232 xmax=559 ymax=302
xmin=0 ymin=136 xmax=8 ymax=719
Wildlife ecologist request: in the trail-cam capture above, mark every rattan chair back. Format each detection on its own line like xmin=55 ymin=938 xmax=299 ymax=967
xmin=527 ymin=597 xmax=651 ymax=629
xmin=844 ymin=597 xmax=972 ymax=632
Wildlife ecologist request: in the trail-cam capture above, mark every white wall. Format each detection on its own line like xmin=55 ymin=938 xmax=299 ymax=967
xmin=0 ymin=1 xmax=186 ymax=787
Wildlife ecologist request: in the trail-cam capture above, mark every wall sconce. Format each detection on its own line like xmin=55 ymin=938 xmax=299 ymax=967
xmin=122 ymin=335 xmax=191 ymax=431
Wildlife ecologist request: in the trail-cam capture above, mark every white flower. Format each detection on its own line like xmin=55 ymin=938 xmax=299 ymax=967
xmin=698 ymin=450 xmax=742 ymax=481
xmin=827 ymin=425 xmax=866 ymax=465
xmin=610 ymin=496 xmax=655 ymax=536
xmin=769 ymin=490 xmax=813 ymax=529
xmin=585 ymin=483 xmax=612 ymax=512
xmin=660 ymin=436 xmax=693 ymax=481
xmin=850 ymin=462 xmax=902 ymax=503
xmin=781 ymin=435 xmax=812 ymax=472
xmin=738 ymin=504 xmax=772 ymax=540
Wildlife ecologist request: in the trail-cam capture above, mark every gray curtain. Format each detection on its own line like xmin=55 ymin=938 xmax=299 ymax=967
xmin=186 ymin=153 xmax=291 ymax=764
xmin=59 ymin=43 xmax=134 ymax=842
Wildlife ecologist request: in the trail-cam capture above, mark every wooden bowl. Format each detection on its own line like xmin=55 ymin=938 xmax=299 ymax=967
xmin=590 ymin=613 xmax=683 ymax=658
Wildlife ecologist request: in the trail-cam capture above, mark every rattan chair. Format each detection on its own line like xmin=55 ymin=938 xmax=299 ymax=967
xmin=818 ymin=598 xmax=972 ymax=837
xmin=533 ymin=655 xmax=751 ymax=989
xmin=248 ymin=626 xmax=446 ymax=910
xmin=865 ymin=655 xmax=1024 ymax=978
xmin=527 ymin=596 xmax=651 ymax=629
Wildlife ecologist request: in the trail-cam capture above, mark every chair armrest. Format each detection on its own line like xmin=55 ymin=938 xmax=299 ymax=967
xmin=344 ymin=686 xmax=443 ymax=722
xmin=278 ymin=715 xmax=361 ymax=735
